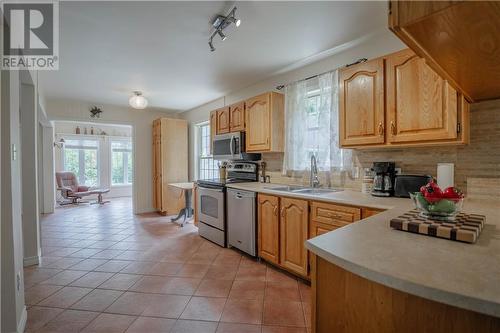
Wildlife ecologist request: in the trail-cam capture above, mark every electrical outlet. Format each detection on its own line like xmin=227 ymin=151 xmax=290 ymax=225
xmin=395 ymin=167 xmax=402 ymax=175
xmin=16 ymin=272 xmax=21 ymax=291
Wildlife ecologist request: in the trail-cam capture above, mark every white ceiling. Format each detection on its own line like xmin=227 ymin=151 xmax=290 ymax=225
xmin=39 ymin=1 xmax=388 ymax=112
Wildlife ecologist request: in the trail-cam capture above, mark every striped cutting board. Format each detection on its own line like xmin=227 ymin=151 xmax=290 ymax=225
xmin=390 ymin=210 xmax=485 ymax=243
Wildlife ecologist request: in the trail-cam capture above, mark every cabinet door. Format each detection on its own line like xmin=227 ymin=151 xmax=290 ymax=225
xmin=216 ymin=107 xmax=230 ymax=134
xmin=386 ymin=49 xmax=458 ymax=143
xmin=280 ymin=197 xmax=308 ymax=276
xmin=209 ymin=111 xmax=217 ymax=154
xmin=310 ymin=221 xmax=337 ymax=238
xmin=258 ymin=194 xmax=280 ymax=264
xmin=229 ymin=101 xmax=245 ymax=132
xmin=153 ymin=120 xmax=162 ymax=210
xmin=245 ymin=93 xmax=271 ymax=152
xmin=339 ymin=58 xmax=386 ymax=146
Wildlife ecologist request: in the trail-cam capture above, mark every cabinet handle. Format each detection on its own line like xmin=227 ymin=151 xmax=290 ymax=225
xmin=328 ymin=212 xmax=342 ymax=219
xmin=378 ymin=122 xmax=384 ymax=136
xmin=280 ymin=207 xmax=285 ymax=217
xmin=273 ymin=206 xmax=278 ymax=216
xmin=391 ymin=121 xmax=396 ymax=135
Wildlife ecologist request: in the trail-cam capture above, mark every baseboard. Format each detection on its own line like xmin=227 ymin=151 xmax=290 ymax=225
xmin=17 ymin=306 xmax=27 ymax=333
xmin=135 ymin=207 xmax=156 ymax=214
xmin=23 ymin=255 xmax=40 ymax=267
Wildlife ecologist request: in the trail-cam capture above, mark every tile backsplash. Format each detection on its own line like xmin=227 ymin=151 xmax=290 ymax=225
xmin=262 ymin=99 xmax=500 ymax=194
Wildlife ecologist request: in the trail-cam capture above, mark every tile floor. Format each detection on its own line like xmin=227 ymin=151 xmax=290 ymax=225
xmin=24 ymin=197 xmax=311 ymax=332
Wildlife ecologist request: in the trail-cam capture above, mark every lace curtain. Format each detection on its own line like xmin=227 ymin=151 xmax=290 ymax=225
xmin=282 ymin=70 xmax=351 ymax=173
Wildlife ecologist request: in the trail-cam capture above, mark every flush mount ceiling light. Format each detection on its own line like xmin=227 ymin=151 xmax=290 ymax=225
xmin=129 ymin=91 xmax=148 ymax=109
xmin=208 ymin=7 xmax=241 ymax=52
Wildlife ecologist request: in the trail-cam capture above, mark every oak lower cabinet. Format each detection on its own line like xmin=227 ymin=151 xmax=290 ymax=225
xmin=245 ymin=92 xmax=284 ymax=152
xmin=339 ymin=57 xmax=386 ymax=147
xmin=257 ymin=194 xmax=373 ymax=279
xmin=258 ymin=194 xmax=280 ymax=265
xmin=152 ymin=118 xmax=188 ymax=215
xmin=216 ymin=107 xmax=230 ymax=134
xmin=280 ymin=197 xmax=309 ymax=277
xmin=312 ymin=257 xmax=500 ymax=333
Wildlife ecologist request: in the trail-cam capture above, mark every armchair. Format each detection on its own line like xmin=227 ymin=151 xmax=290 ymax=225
xmin=56 ymin=171 xmax=110 ymax=205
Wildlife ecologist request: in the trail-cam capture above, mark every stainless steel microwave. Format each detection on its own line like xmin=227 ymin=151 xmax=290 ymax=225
xmin=213 ymin=132 xmax=245 ymax=160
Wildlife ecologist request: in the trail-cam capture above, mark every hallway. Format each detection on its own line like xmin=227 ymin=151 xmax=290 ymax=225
xmin=24 ymin=198 xmax=311 ymax=332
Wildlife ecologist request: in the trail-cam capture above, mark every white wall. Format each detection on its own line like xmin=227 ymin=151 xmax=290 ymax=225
xmin=45 ymin=99 xmax=178 ymax=213
xmin=2 ymin=68 xmax=28 ymax=333
xmin=20 ymin=70 xmax=41 ymax=267
xmin=54 ymin=121 xmax=133 ymax=199
xmin=180 ymin=30 xmax=405 ymax=180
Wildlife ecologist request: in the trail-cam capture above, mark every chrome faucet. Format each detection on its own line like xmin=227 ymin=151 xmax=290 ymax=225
xmin=310 ymin=154 xmax=320 ymax=188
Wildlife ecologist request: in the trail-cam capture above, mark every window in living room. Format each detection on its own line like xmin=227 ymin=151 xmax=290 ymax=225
xmin=63 ymin=138 xmax=100 ymax=186
xmin=111 ymin=139 xmax=133 ymax=185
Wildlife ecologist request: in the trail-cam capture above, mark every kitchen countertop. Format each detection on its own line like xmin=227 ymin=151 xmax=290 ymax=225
xmin=226 ymin=182 xmax=500 ymax=318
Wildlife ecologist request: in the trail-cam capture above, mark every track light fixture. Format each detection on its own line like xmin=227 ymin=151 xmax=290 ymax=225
xmin=217 ymin=30 xmax=227 ymax=41
xmin=208 ymin=6 xmax=241 ymax=52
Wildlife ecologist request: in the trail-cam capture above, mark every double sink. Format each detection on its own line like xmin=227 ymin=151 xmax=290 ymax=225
xmin=266 ymin=185 xmax=342 ymax=196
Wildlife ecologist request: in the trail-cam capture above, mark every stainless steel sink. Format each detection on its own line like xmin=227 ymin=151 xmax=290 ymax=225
xmin=267 ymin=185 xmax=307 ymax=192
xmin=266 ymin=186 xmax=342 ymax=195
xmin=293 ymin=188 xmax=340 ymax=195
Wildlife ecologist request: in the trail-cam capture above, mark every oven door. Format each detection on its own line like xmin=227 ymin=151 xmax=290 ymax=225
xmin=197 ymin=185 xmax=225 ymax=230
xmin=213 ymin=132 xmax=243 ymax=160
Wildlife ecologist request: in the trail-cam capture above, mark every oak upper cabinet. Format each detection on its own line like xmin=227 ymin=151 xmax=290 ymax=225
xmin=216 ymin=107 xmax=230 ymax=134
xmin=386 ymin=49 xmax=458 ymax=144
xmin=389 ymin=1 xmax=500 ymax=102
xmin=245 ymin=92 xmax=284 ymax=152
xmin=229 ymin=101 xmax=245 ymax=132
xmin=280 ymin=197 xmax=309 ymax=277
xmin=258 ymin=194 xmax=280 ymax=265
xmin=209 ymin=110 xmax=217 ymax=154
xmin=339 ymin=58 xmax=385 ymax=147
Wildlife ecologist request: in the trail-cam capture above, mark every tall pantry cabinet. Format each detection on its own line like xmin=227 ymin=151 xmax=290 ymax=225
xmin=152 ymin=118 xmax=188 ymax=215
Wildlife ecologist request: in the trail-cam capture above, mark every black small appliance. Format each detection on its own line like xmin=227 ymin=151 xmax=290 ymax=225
xmin=394 ymin=174 xmax=433 ymax=198
xmin=371 ymin=162 xmax=396 ymax=197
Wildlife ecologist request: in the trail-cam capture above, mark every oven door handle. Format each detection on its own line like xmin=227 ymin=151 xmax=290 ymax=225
xmin=198 ymin=185 xmax=224 ymax=192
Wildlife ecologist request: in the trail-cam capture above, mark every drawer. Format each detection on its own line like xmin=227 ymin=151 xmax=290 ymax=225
xmin=309 ymin=221 xmax=338 ymax=238
xmin=310 ymin=201 xmax=361 ymax=227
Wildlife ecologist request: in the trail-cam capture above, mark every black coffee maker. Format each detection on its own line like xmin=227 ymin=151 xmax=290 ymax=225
xmin=371 ymin=162 xmax=396 ymax=197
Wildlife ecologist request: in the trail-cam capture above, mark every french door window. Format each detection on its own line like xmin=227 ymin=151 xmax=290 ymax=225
xmin=111 ymin=140 xmax=133 ymax=185
xmin=63 ymin=139 xmax=99 ymax=186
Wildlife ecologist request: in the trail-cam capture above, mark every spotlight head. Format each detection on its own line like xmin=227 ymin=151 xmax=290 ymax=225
xmin=218 ymin=30 xmax=226 ymax=41
xmin=208 ymin=40 xmax=215 ymax=52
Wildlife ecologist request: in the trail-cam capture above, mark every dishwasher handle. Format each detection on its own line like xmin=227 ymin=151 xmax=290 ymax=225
xmin=229 ymin=189 xmax=256 ymax=199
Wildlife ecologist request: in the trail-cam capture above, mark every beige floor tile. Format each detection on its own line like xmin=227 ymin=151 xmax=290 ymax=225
xmin=70 ymin=289 xmax=123 ymax=311
xmin=180 ymin=296 xmax=227 ymax=321
xmin=81 ymin=313 xmax=136 ymax=333
xmin=125 ymin=317 xmax=176 ymax=333
xmin=38 ymin=286 xmax=93 ymax=308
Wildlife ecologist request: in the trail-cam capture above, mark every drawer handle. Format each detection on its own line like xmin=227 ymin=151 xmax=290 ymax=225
xmin=391 ymin=121 xmax=396 ymax=135
xmin=328 ymin=213 xmax=342 ymax=219
xmin=273 ymin=206 xmax=278 ymax=216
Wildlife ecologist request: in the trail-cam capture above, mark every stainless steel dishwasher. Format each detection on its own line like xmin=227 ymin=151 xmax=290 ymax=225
xmin=227 ymin=188 xmax=257 ymax=256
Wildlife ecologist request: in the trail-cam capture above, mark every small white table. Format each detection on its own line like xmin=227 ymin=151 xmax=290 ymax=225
xmin=168 ymin=182 xmax=194 ymax=227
